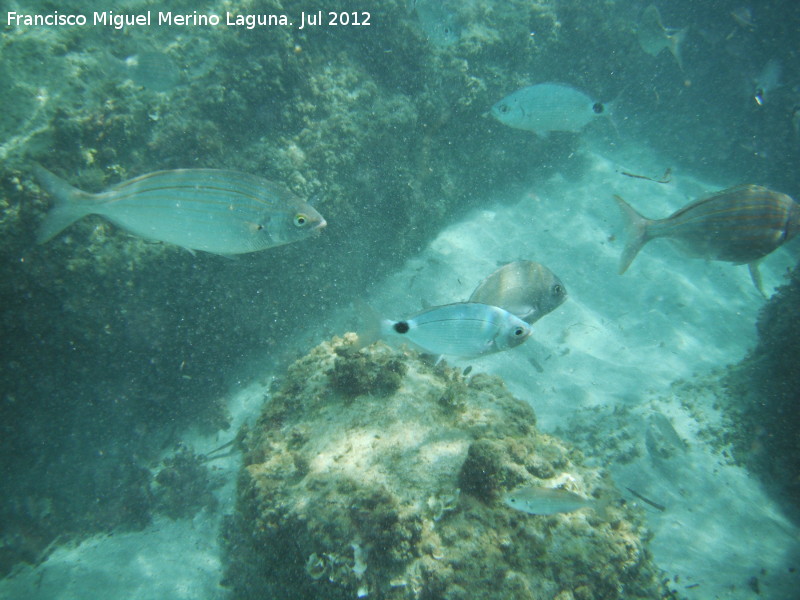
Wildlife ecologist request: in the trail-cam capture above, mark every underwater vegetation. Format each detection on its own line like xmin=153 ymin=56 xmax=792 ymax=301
xmin=223 ymin=336 xmax=670 ymax=599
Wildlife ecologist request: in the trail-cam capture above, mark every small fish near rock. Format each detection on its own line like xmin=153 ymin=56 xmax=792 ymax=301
xmin=504 ymin=484 xmax=596 ymax=515
xmin=369 ymin=302 xmax=532 ymax=359
xmin=469 ymin=260 xmax=567 ymax=324
xmin=490 ymin=83 xmax=612 ymax=137
xmin=613 ymin=184 xmax=800 ymax=295
xmin=33 ymin=165 xmax=326 ymax=255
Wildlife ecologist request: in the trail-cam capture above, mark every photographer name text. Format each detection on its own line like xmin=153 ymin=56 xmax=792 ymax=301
xmin=6 ymin=10 xmax=372 ymax=30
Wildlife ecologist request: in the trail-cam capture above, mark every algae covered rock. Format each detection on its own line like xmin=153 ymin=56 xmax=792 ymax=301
xmin=223 ymin=335 xmax=668 ymax=599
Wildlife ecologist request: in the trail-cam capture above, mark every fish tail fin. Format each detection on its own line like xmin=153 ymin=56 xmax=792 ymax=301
xmin=594 ymin=495 xmax=614 ymax=520
xmin=748 ymin=261 xmax=766 ymax=298
xmin=33 ymin=164 xmax=94 ymax=243
xmin=602 ymin=104 xmax=620 ymax=138
xmin=613 ymin=194 xmax=652 ymax=274
xmin=352 ymin=300 xmax=391 ymax=350
xmin=600 ymin=85 xmax=628 ymax=138
xmin=670 ymin=28 xmax=688 ymax=70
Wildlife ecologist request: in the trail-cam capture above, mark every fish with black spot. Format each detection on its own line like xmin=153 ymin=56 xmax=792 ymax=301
xmin=359 ymin=302 xmax=532 ymax=359
xmin=490 ymin=83 xmax=614 ymax=137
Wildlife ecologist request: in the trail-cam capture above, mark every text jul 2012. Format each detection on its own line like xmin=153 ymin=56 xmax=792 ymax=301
xmin=6 ymin=10 xmax=373 ymax=30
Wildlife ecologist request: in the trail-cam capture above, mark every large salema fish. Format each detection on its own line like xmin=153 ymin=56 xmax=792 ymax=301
xmin=614 ymin=184 xmax=800 ymax=294
xmin=33 ymin=165 xmax=326 ymax=254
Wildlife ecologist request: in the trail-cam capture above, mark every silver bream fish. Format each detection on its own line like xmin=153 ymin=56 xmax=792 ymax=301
xmin=504 ymin=485 xmax=595 ymax=515
xmin=490 ymin=83 xmax=609 ymax=137
xmin=469 ymin=260 xmax=567 ymax=324
xmin=33 ymin=165 xmax=326 ymax=254
xmin=614 ymin=184 xmax=800 ymax=294
xmin=378 ymin=302 xmax=531 ymax=358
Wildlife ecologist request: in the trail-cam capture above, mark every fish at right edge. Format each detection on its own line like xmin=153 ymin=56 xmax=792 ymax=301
xmin=613 ymin=184 xmax=800 ymax=295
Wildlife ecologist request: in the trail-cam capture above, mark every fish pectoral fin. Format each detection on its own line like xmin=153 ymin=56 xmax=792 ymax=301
xmin=748 ymin=261 xmax=767 ymax=298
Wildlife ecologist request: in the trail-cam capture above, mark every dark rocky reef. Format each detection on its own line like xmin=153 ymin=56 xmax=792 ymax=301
xmin=223 ymin=335 xmax=670 ymax=599
xmin=723 ymin=264 xmax=800 ymax=515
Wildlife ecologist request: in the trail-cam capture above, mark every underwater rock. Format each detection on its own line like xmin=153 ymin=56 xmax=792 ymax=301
xmin=224 ymin=334 xmax=669 ymax=599
xmin=328 ymin=343 xmax=407 ymax=398
xmin=723 ymin=263 xmax=800 ymax=512
xmin=151 ymin=446 xmax=224 ymax=520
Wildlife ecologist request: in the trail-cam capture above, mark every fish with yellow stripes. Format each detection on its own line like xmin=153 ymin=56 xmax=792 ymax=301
xmin=33 ymin=165 xmax=326 ymax=254
xmin=614 ymin=184 xmax=800 ymax=294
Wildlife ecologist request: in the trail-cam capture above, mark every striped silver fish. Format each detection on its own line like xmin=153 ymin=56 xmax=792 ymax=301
xmin=33 ymin=165 xmax=326 ymax=254
xmin=379 ymin=302 xmax=531 ymax=358
xmin=469 ymin=260 xmax=567 ymax=324
xmin=614 ymin=185 xmax=800 ymax=294
xmin=504 ymin=485 xmax=594 ymax=515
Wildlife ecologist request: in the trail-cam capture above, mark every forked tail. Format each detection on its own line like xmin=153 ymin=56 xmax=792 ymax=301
xmin=33 ymin=164 xmax=94 ymax=243
xmin=613 ymin=194 xmax=652 ymax=274
xmin=670 ymin=28 xmax=688 ymax=71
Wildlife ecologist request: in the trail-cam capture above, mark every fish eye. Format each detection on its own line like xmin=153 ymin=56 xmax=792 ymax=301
xmin=256 ymin=224 xmax=264 ymax=231
xmin=514 ymin=327 xmax=525 ymax=337
xmin=294 ymin=213 xmax=308 ymax=227
xmin=553 ymin=284 xmax=563 ymax=295
xmin=499 ymin=104 xmax=510 ymax=114
xmin=592 ymin=102 xmax=604 ymax=114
